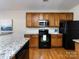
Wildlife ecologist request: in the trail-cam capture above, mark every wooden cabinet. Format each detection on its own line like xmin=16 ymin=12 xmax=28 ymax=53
xmin=59 ymin=14 xmax=67 ymax=21
xmin=51 ymin=34 xmax=62 ymax=47
xmin=48 ymin=13 xmax=55 ymax=27
xmin=66 ymin=13 xmax=73 ymax=20
xmin=24 ymin=34 xmax=38 ymax=48
xmin=43 ymin=13 xmax=49 ymax=20
xmin=75 ymin=42 xmax=79 ymax=54
xmin=54 ymin=14 xmax=60 ymax=27
xmin=59 ymin=13 xmax=73 ymax=21
xmin=26 ymin=13 xmax=40 ymax=27
xmin=26 ymin=12 xmax=73 ymax=27
xmin=29 ymin=35 xmax=38 ymax=48
xmin=26 ymin=13 xmax=32 ymax=27
xmin=31 ymin=13 xmax=40 ymax=27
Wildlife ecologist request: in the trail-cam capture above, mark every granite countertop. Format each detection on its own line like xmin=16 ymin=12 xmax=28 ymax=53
xmin=0 ymin=38 xmax=29 ymax=59
xmin=73 ymin=39 xmax=79 ymax=43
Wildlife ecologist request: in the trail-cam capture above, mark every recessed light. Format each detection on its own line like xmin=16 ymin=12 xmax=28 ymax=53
xmin=43 ymin=0 xmax=48 ymax=2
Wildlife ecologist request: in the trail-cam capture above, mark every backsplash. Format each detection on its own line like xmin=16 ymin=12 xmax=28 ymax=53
xmin=25 ymin=27 xmax=59 ymax=34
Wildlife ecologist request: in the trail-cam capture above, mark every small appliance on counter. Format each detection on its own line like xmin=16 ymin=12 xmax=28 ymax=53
xmin=39 ymin=29 xmax=51 ymax=48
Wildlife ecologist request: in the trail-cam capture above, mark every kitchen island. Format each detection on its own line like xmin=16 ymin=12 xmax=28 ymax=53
xmin=0 ymin=38 xmax=29 ymax=59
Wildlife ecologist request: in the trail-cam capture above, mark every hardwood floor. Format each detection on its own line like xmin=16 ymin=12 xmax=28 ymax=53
xmin=29 ymin=48 xmax=79 ymax=59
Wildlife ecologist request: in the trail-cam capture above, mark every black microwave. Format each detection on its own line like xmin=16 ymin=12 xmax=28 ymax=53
xmin=39 ymin=20 xmax=49 ymax=27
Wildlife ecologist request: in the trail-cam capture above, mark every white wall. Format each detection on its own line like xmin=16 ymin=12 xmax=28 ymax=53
xmin=0 ymin=11 xmax=26 ymax=41
xmin=69 ymin=4 xmax=79 ymax=20
xmin=0 ymin=11 xmax=27 ymax=47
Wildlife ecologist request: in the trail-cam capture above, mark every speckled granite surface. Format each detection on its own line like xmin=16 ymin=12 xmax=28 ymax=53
xmin=0 ymin=36 xmax=29 ymax=59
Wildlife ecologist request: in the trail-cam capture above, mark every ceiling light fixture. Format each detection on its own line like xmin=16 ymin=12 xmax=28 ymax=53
xmin=43 ymin=0 xmax=48 ymax=2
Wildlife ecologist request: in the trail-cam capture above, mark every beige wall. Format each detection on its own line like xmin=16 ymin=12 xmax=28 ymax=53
xmin=0 ymin=11 xmax=26 ymax=40
xmin=69 ymin=4 xmax=79 ymax=20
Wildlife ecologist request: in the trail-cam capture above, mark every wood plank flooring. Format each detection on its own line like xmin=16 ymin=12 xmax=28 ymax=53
xmin=29 ymin=48 xmax=79 ymax=59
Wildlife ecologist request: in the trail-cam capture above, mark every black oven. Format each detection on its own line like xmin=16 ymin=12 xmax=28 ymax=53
xmin=39 ymin=29 xmax=51 ymax=48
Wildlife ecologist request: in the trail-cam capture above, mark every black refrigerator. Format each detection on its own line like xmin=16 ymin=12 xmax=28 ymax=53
xmin=59 ymin=20 xmax=78 ymax=50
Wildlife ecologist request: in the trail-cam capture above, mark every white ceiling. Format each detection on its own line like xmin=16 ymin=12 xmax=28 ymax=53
xmin=0 ymin=0 xmax=79 ymax=11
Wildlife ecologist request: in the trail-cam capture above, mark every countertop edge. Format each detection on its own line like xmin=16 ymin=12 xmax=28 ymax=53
xmin=73 ymin=39 xmax=79 ymax=43
xmin=11 ymin=39 xmax=29 ymax=58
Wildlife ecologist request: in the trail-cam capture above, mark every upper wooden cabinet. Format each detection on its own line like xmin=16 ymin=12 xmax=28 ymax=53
xmin=26 ymin=13 xmax=32 ymax=27
xmin=48 ymin=14 xmax=55 ymax=27
xmin=59 ymin=13 xmax=73 ymax=21
xmin=26 ymin=12 xmax=73 ymax=27
xmin=54 ymin=14 xmax=60 ymax=27
xmin=31 ymin=13 xmax=40 ymax=27
xmin=66 ymin=13 xmax=73 ymax=20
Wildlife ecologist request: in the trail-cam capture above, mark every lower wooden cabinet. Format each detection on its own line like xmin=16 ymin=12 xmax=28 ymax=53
xmin=75 ymin=42 xmax=79 ymax=54
xmin=51 ymin=35 xmax=62 ymax=47
xmin=29 ymin=35 xmax=38 ymax=48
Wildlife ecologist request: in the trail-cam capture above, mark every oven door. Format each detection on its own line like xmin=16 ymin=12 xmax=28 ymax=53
xmin=40 ymin=34 xmax=49 ymax=42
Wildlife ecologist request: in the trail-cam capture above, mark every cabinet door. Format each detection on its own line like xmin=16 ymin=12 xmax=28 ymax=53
xmin=59 ymin=13 xmax=73 ymax=21
xmin=66 ymin=13 xmax=73 ymax=20
xmin=51 ymin=35 xmax=58 ymax=47
xmin=59 ymin=14 xmax=67 ymax=21
xmin=43 ymin=13 xmax=55 ymax=27
xmin=51 ymin=35 xmax=62 ymax=47
xmin=26 ymin=13 xmax=32 ymax=27
xmin=29 ymin=35 xmax=38 ymax=48
xmin=48 ymin=14 xmax=55 ymax=27
xmin=43 ymin=13 xmax=49 ymax=20
xmin=56 ymin=36 xmax=62 ymax=47
xmin=31 ymin=13 xmax=40 ymax=27
xmin=54 ymin=14 xmax=60 ymax=27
